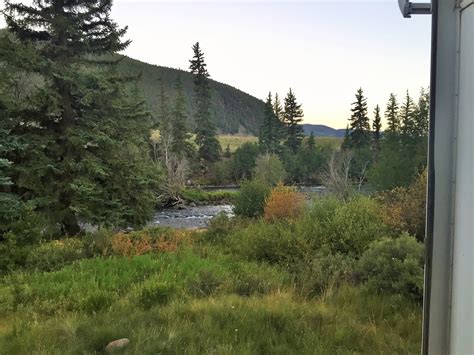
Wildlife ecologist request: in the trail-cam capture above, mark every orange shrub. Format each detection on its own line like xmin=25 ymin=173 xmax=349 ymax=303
xmin=110 ymin=229 xmax=195 ymax=257
xmin=264 ymin=184 xmax=305 ymax=223
xmin=111 ymin=232 xmax=152 ymax=257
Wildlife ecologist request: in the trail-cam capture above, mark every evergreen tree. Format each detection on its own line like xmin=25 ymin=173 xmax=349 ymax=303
xmin=259 ymin=92 xmax=282 ymax=154
xmin=1 ymin=0 xmax=160 ymax=234
xmin=283 ymin=88 xmax=304 ymax=153
xmin=273 ymin=93 xmax=285 ymax=140
xmin=307 ymin=131 xmax=316 ymax=150
xmin=341 ymin=125 xmax=351 ymax=150
xmin=372 ymin=105 xmax=382 ymax=150
xmin=189 ymin=42 xmax=221 ymax=163
xmin=171 ymin=75 xmax=190 ymax=158
xmin=385 ymin=93 xmax=400 ymax=134
xmin=400 ymin=90 xmax=416 ymax=138
xmin=348 ymin=88 xmax=370 ymax=148
xmin=158 ymin=78 xmax=171 ymax=134
xmin=414 ymin=88 xmax=429 ymax=137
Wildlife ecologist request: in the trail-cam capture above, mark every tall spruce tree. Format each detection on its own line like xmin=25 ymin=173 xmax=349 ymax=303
xmin=372 ymin=105 xmax=382 ymax=150
xmin=342 ymin=125 xmax=351 ymax=150
xmin=307 ymin=131 xmax=316 ymax=150
xmin=385 ymin=93 xmax=400 ymax=134
xmin=348 ymin=88 xmax=370 ymax=148
xmin=189 ymin=42 xmax=221 ymax=163
xmin=259 ymin=92 xmax=282 ymax=153
xmin=414 ymin=88 xmax=429 ymax=137
xmin=1 ymin=0 xmax=160 ymax=234
xmin=273 ymin=93 xmax=285 ymax=140
xmin=400 ymin=90 xmax=416 ymax=138
xmin=283 ymin=88 xmax=304 ymax=153
xmin=171 ymin=75 xmax=190 ymax=158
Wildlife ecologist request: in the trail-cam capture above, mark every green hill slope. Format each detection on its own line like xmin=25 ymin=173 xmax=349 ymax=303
xmin=117 ymin=56 xmax=265 ymax=135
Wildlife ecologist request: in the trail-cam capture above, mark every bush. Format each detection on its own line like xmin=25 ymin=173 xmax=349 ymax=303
xmin=377 ymin=169 xmax=427 ymax=241
xmin=229 ymin=221 xmax=309 ymax=266
xmin=233 ymin=180 xmax=270 ymax=218
xmin=138 ymin=282 xmax=174 ymax=309
xmin=230 ymin=142 xmax=260 ymax=181
xmin=111 ymin=232 xmax=152 ymax=257
xmin=308 ymin=196 xmax=388 ymax=257
xmin=357 ymin=234 xmax=424 ymax=301
xmin=253 ymin=154 xmax=286 ymax=186
xmin=186 ymin=269 xmax=223 ymax=297
xmin=264 ymin=184 xmax=305 ymax=222
xmin=26 ymin=238 xmax=86 ymax=272
xmin=294 ymin=252 xmax=355 ymax=298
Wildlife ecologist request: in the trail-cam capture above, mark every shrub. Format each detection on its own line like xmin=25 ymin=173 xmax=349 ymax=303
xmin=357 ymin=234 xmax=424 ymax=301
xmin=264 ymin=184 xmax=305 ymax=222
xmin=377 ymin=169 xmax=427 ymax=241
xmin=233 ymin=180 xmax=270 ymax=218
xmin=83 ymin=228 xmax=115 ymax=257
xmin=230 ymin=142 xmax=260 ymax=181
xmin=26 ymin=238 xmax=86 ymax=272
xmin=309 ymin=196 xmax=388 ymax=257
xmin=111 ymin=232 xmax=152 ymax=257
xmin=231 ymin=262 xmax=288 ymax=297
xmin=253 ymin=154 xmax=287 ymax=186
xmin=138 ymin=282 xmax=174 ymax=309
xmin=229 ymin=221 xmax=309 ymax=266
xmin=186 ymin=269 xmax=223 ymax=297
xmin=294 ymin=252 xmax=355 ymax=298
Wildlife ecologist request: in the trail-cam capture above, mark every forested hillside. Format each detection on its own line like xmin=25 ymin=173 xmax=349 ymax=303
xmin=117 ymin=55 xmax=265 ymax=134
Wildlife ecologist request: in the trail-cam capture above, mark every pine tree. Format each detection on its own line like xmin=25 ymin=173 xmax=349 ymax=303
xmin=348 ymin=88 xmax=370 ymax=148
xmin=273 ymin=93 xmax=285 ymax=140
xmin=283 ymin=89 xmax=304 ymax=153
xmin=414 ymin=88 xmax=429 ymax=137
xmin=171 ymin=75 xmax=190 ymax=158
xmin=342 ymin=125 xmax=351 ymax=150
xmin=307 ymin=131 xmax=316 ymax=150
xmin=372 ymin=105 xmax=382 ymax=150
xmin=189 ymin=42 xmax=221 ymax=163
xmin=400 ymin=90 xmax=416 ymax=138
xmin=158 ymin=78 xmax=171 ymax=133
xmin=259 ymin=92 xmax=282 ymax=154
xmin=385 ymin=93 xmax=400 ymax=134
xmin=1 ymin=0 xmax=160 ymax=234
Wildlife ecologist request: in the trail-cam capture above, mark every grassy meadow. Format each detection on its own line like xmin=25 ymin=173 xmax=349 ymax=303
xmin=0 ymin=194 xmax=424 ymax=354
xmin=218 ymin=134 xmax=342 ymax=153
xmin=0 ymin=249 xmax=421 ymax=355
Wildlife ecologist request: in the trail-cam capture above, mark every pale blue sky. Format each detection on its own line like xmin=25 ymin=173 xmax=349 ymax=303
xmin=1 ymin=1 xmax=432 ymax=128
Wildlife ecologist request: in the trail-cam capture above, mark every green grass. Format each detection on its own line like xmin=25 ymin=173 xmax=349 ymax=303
xmin=180 ymin=188 xmax=239 ymax=204
xmin=218 ymin=135 xmax=258 ymax=153
xmin=0 ymin=249 xmax=421 ymax=354
xmin=218 ymin=134 xmax=342 ymax=153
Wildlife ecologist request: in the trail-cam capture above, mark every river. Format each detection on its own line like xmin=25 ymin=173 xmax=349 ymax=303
xmin=150 ymin=185 xmax=326 ymax=229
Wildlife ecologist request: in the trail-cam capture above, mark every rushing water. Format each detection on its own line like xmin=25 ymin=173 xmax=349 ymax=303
xmin=151 ymin=186 xmax=326 ymax=229
xmin=151 ymin=205 xmax=234 ymax=229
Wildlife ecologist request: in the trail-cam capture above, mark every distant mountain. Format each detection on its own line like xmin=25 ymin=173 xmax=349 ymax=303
xmin=302 ymin=124 xmax=346 ymax=138
xmin=117 ymin=56 xmax=266 ymax=135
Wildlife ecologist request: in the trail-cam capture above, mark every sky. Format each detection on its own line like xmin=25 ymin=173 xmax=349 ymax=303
xmin=0 ymin=0 xmax=432 ymax=128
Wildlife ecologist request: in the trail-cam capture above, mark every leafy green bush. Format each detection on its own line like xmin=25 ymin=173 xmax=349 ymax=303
xmin=26 ymin=238 xmax=86 ymax=272
xmin=230 ymin=142 xmax=260 ymax=181
xmin=229 ymin=221 xmax=309 ymax=266
xmin=233 ymin=180 xmax=270 ymax=218
xmin=357 ymin=234 xmax=424 ymax=301
xmin=253 ymin=154 xmax=286 ymax=186
xmin=308 ymin=196 xmax=388 ymax=257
